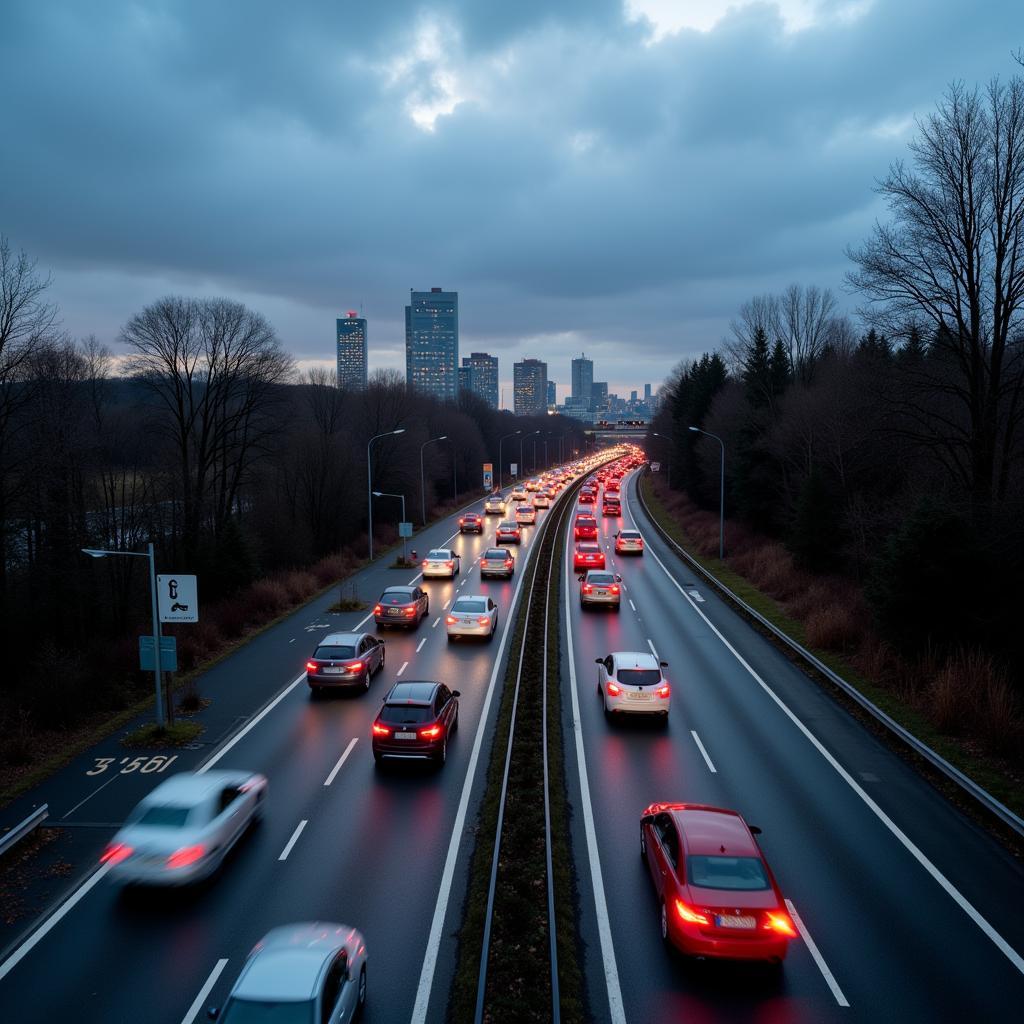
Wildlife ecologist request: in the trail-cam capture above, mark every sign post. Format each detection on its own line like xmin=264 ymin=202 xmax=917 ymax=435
xmin=399 ymin=521 xmax=413 ymax=563
xmin=482 ymin=462 xmax=493 ymax=491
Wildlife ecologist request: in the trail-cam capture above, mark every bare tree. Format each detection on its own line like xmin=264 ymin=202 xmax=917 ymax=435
xmin=847 ymin=77 xmax=1024 ymax=503
xmin=777 ymin=283 xmax=837 ymax=384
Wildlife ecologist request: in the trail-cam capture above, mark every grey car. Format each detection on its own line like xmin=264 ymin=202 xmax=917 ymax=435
xmin=209 ymin=921 xmax=367 ymax=1023
xmin=306 ymin=631 xmax=385 ymax=694
xmin=578 ymin=570 xmax=623 ymax=610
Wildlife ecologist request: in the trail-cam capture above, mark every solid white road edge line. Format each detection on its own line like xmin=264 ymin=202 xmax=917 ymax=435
xmin=0 ymin=862 xmax=112 ymax=982
xmin=690 ymin=730 xmax=717 ymax=773
xmin=398 ymin=661 xmax=409 ymax=677
xmin=324 ymin=738 xmax=358 ymax=786
xmin=563 ymin=514 xmax=627 ymax=1024
xmin=278 ymin=820 xmax=308 ymax=861
xmin=181 ymin=958 xmax=230 ymax=1024
xmin=646 ymin=638 xmax=659 ymax=659
xmin=628 ymin=482 xmax=1024 ymax=977
xmin=785 ymin=899 xmax=849 ymax=1007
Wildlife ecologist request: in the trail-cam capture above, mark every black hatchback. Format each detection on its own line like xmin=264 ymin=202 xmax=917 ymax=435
xmin=371 ymin=681 xmax=460 ymax=766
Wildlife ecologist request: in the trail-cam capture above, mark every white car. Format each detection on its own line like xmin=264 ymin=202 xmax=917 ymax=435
xmin=101 ymin=770 xmax=267 ymax=884
xmin=532 ymin=491 xmax=551 ymax=509
xmin=484 ymin=495 xmax=507 ymax=515
xmin=596 ymin=652 xmax=670 ymax=720
xmin=614 ymin=529 xmax=644 ymax=555
xmin=510 ymin=486 xmax=529 ymax=501
xmin=446 ymin=595 xmax=499 ymax=641
xmin=579 ymin=570 xmax=622 ymax=609
xmin=515 ymin=505 xmax=536 ymax=525
xmin=422 ymin=548 xmax=461 ymax=578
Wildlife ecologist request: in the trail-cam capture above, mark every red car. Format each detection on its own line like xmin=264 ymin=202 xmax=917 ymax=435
xmin=573 ymin=543 xmax=606 ymax=571
xmin=578 ymin=489 xmax=596 ymax=505
xmin=459 ymin=512 xmax=483 ymax=534
xmin=574 ymin=514 xmax=598 ymax=540
xmin=495 ymin=521 xmax=522 ymax=544
xmin=640 ymin=803 xmax=797 ymax=963
xmin=602 ymin=497 xmax=621 ymax=517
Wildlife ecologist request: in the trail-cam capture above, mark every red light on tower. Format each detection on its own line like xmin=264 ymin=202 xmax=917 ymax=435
xmin=347 ymin=310 xmax=358 ymax=318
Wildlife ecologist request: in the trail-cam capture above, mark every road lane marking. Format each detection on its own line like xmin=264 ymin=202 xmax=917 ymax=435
xmin=289 ymin=638 xmax=296 ymax=643
xmin=416 ymin=638 xmax=426 ymax=653
xmin=563 ymin=513 xmax=627 ymax=1024
xmin=647 ymin=638 xmax=659 ymax=659
xmin=690 ymin=730 xmax=717 ymax=773
xmin=688 ymin=589 xmax=705 ymax=603
xmin=786 ymin=900 xmax=849 ymax=1007
xmin=181 ymin=958 xmax=230 ymax=1024
xmin=628 ymin=599 xmax=636 ymax=612
xmin=324 ymin=738 xmax=358 ymax=786
xmin=64 ymin=773 xmax=120 ymax=817
xmin=432 ymin=616 xmax=441 ymax=628
xmin=279 ymin=820 xmax=308 ymax=861
xmin=443 ymin=599 xmax=451 ymax=609
xmin=397 ymin=661 xmax=409 ymax=677
xmin=627 ymin=484 xmax=1024 ymax=978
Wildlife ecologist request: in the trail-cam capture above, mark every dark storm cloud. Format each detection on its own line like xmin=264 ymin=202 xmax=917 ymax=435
xmin=0 ymin=0 xmax=1020 ymax=393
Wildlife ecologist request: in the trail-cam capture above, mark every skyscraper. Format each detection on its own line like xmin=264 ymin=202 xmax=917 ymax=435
xmin=513 ymin=358 xmax=548 ymax=416
xmin=546 ymin=380 xmax=557 ymax=408
xmin=644 ymin=383 xmax=652 ymax=403
xmin=571 ymin=353 xmax=594 ymax=410
xmin=462 ymin=352 xmax=499 ymax=408
xmin=592 ymin=381 xmax=608 ymax=416
xmin=336 ymin=311 xmax=367 ymax=390
xmin=405 ymin=287 xmax=458 ymax=401
xmin=458 ymin=364 xmax=473 ymax=394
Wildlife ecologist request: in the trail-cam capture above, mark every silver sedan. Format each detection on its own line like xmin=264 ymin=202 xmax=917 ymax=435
xmin=101 ymin=770 xmax=266 ymax=884
xmin=446 ymin=595 xmax=499 ymax=641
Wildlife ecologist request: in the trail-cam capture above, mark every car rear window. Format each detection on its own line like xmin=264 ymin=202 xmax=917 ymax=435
xmin=576 ymin=517 xmax=596 ymax=525
xmin=687 ymin=855 xmax=769 ymax=891
xmin=517 ymin=506 xmax=533 ymax=513
xmin=314 ymin=645 xmax=355 ymax=660
xmin=135 ymin=805 xmax=193 ymax=828
xmin=453 ymin=599 xmax=487 ymax=613
xmin=620 ymin=531 xmax=640 ymax=539
xmin=588 ymin=572 xmax=614 ymax=584
xmin=219 ymin=998 xmax=316 ymax=1024
xmin=617 ymin=669 xmax=661 ymax=686
xmin=382 ymin=590 xmax=413 ymax=604
xmin=427 ymin=550 xmax=450 ymax=559
xmin=381 ymin=704 xmax=433 ymax=724
xmin=578 ymin=544 xmax=600 ymax=553
xmin=484 ymin=549 xmax=507 ymax=559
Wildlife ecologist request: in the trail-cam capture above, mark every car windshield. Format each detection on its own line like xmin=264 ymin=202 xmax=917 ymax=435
xmin=219 ymin=998 xmax=315 ymax=1024
xmin=687 ymin=855 xmax=770 ymax=891
xmin=314 ymin=645 xmax=355 ymax=659
xmin=617 ymin=669 xmax=661 ymax=686
xmin=427 ymin=550 xmax=450 ymax=559
xmin=381 ymin=704 xmax=433 ymax=724
xmin=382 ymin=590 xmax=414 ymax=604
xmin=484 ymin=549 xmax=507 ymax=559
xmin=453 ymin=599 xmax=487 ymax=613
xmin=588 ymin=573 xmax=614 ymax=585
xmin=620 ymin=532 xmax=640 ymax=539
xmin=134 ymin=805 xmax=193 ymax=828
xmin=517 ymin=506 xmax=532 ymax=513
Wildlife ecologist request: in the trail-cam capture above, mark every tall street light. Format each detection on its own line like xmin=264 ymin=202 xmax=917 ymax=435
xmin=82 ymin=543 xmax=166 ymax=727
xmin=689 ymin=426 xmax=725 ymax=559
xmin=367 ymin=428 xmax=406 ymax=560
xmin=498 ymin=430 xmax=520 ymax=489
xmin=373 ymin=491 xmax=408 ymax=562
xmin=521 ymin=429 xmax=539 ymax=477
xmin=650 ymin=431 xmax=672 ymax=489
xmin=420 ymin=435 xmax=448 ymax=526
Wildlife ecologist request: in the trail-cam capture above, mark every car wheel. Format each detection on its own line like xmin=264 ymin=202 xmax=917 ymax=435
xmin=373 ymin=750 xmax=383 ymax=765
xmin=425 ymin=599 xmax=430 ymax=614
xmin=362 ymin=670 xmax=371 ymax=692
xmin=660 ymin=900 xmax=669 ymax=943
xmin=309 ymin=687 xmax=321 ymax=701
xmin=435 ymin=737 xmax=447 ymax=766
xmin=447 ymin=633 xmax=455 ymax=643
xmin=356 ymin=965 xmax=367 ymax=1016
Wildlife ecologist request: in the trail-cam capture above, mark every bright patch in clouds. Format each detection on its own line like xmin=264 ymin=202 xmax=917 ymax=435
xmin=627 ymin=0 xmax=872 ymax=37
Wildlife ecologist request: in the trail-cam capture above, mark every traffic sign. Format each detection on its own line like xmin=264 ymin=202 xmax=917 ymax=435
xmin=139 ymin=635 xmax=178 ymax=672
xmin=511 ymin=462 xmax=518 ymax=477
xmin=157 ymin=574 xmax=198 ymax=623
xmin=651 ymin=462 xmax=661 ymax=472
xmin=399 ymin=521 xmax=413 ymax=538
xmin=482 ymin=462 xmax=493 ymax=490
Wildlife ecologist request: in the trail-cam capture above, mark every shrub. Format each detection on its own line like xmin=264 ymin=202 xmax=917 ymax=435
xmin=805 ymin=604 xmax=860 ymax=652
xmin=245 ymin=579 xmax=290 ymax=620
xmin=281 ymin=570 xmax=318 ymax=604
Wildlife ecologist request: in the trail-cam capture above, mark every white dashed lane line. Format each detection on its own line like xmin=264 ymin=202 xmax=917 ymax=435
xmin=180 ymin=958 xmax=229 ymax=1024
xmin=416 ymin=638 xmax=426 ymax=653
xmin=324 ymin=738 xmax=358 ymax=786
xmin=397 ymin=661 xmax=409 ymax=677
xmin=628 ymin=599 xmax=637 ymax=612
xmin=432 ymin=616 xmax=441 ymax=628
xmin=278 ymin=820 xmax=308 ymax=862
xmin=786 ymin=900 xmax=850 ymax=1007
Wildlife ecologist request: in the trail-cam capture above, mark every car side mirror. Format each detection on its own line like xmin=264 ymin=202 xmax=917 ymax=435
xmin=615 ymin=574 xmax=623 ymax=582
xmin=594 ymin=658 xmax=603 ymax=664
xmin=207 ymin=1009 xmax=220 ymax=1021
xmin=660 ymin=661 xmax=668 ymax=668
xmin=640 ymin=814 xmax=654 ymax=826
xmin=749 ymin=825 xmax=763 ymax=835
xmin=577 ymin=575 xmax=585 ymax=582
xmin=452 ymin=690 xmax=462 ymax=698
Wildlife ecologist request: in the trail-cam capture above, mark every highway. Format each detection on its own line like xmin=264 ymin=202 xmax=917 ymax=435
xmin=560 ymin=469 xmax=1024 ymax=1021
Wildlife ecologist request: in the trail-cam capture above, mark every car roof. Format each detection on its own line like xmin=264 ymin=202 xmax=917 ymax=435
xmin=382 ymin=585 xmax=416 ymax=595
xmin=484 ymin=547 xmax=508 ymax=556
xmin=673 ymin=807 xmax=758 ymax=857
xmin=235 ymin=923 xmax=355 ymax=1001
xmin=611 ymin=651 xmax=658 ymax=670
xmin=386 ymin=680 xmax=441 ymax=705
xmin=577 ymin=542 xmax=600 ymax=550
xmin=427 ymin=548 xmax=452 ymax=555
xmin=585 ymin=570 xmax=614 ymax=579
xmin=453 ymin=594 xmax=488 ymax=605
xmin=139 ymin=770 xmax=246 ymax=806
xmin=318 ymin=632 xmax=366 ymax=645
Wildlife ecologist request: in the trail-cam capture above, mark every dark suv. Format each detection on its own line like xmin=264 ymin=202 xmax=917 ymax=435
xmin=371 ymin=681 xmax=460 ymax=766
xmin=306 ymin=631 xmax=385 ymax=695
xmin=373 ymin=586 xmax=429 ymax=629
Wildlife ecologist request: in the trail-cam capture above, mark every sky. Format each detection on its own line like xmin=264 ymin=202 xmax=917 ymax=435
xmin=1 ymin=0 xmax=1020 ymax=401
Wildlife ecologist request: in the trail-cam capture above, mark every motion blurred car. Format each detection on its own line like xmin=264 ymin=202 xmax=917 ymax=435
xmin=374 ymin=585 xmax=429 ymax=628
xmin=515 ymin=505 xmax=536 ymax=525
xmin=639 ymin=804 xmax=796 ymax=962
xmin=306 ymin=631 xmax=385 ymax=694
xmin=602 ymin=495 xmax=621 ymax=517
xmin=574 ymin=513 xmax=598 ymax=540
xmin=422 ymin=548 xmax=461 ymax=577
xmin=573 ymin=542 xmax=606 ymax=571
xmin=495 ymin=521 xmax=522 ymax=544
xmin=458 ymin=512 xmax=483 ymax=534
xmin=578 ymin=489 xmax=595 ymax=505
xmin=614 ymin=529 xmax=644 ymax=554
xmin=101 ymin=770 xmax=266 ymax=885
xmin=532 ymin=491 xmax=551 ymax=509
xmin=208 ymin=922 xmax=367 ymax=1022
xmin=484 ymin=495 xmax=507 ymax=515
xmin=371 ymin=681 xmax=459 ymax=766
xmin=446 ymin=595 xmax=499 ymax=641
xmin=525 ymin=478 xmax=541 ymax=492
xmin=605 ymin=479 xmax=621 ymax=495
xmin=595 ymin=651 xmax=670 ymax=718
xmin=510 ymin=486 xmax=529 ymax=501
xmin=480 ymin=547 xmax=515 ymax=578
xmin=578 ymin=570 xmax=622 ymax=609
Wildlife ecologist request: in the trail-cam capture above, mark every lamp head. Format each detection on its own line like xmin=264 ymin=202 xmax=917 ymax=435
xmin=688 ymin=426 xmax=699 ymax=433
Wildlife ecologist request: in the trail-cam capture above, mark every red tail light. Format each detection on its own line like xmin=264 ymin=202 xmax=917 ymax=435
xmin=372 ymin=723 xmax=391 ymax=737
xmin=422 ymin=560 xmax=429 ymax=568
xmin=458 ymin=518 xmax=465 ymax=525
xmin=419 ymin=723 xmax=443 ymax=740
xmin=477 ymin=617 xmax=490 ymax=626
xmin=764 ymin=910 xmax=798 ymax=938
xmin=607 ymin=681 xmax=622 ymax=696
xmin=306 ymin=661 xmax=318 ymax=672
xmin=446 ymin=561 xmax=454 ymax=569
xmin=582 ymin=584 xmax=593 ymax=594
xmin=656 ymin=683 xmax=670 ymax=699
xmin=404 ymin=606 xmax=416 ymax=616
xmin=373 ymin=604 xmax=382 ymax=615
xmin=349 ymin=661 xmax=363 ymax=672
xmin=167 ymin=844 xmax=205 ymax=869
xmin=446 ymin=615 xmax=458 ymax=624
xmin=100 ymin=842 xmax=133 ymax=866
xmin=609 ymin=585 xmax=620 ymax=595
xmin=675 ymin=900 xmax=710 ymax=926
xmin=505 ymin=559 xmax=514 ymax=568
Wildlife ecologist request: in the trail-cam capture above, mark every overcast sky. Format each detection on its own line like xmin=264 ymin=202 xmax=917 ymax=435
xmin=1 ymin=1 xmax=1019 ymax=401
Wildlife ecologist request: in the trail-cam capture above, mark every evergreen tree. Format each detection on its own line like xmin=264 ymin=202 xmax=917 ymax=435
xmin=788 ymin=467 xmax=845 ymax=572
xmin=742 ymin=326 xmax=772 ymax=408
xmin=897 ymin=323 xmax=926 ymax=364
xmin=769 ymin=338 xmax=791 ymax=398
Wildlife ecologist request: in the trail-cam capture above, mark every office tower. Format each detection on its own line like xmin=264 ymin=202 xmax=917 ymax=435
xmin=630 ymin=390 xmax=638 ymax=403
xmin=513 ymin=358 xmax=548 ymax=416
xmin=458 ymin=364 xmax=473 ymax=394
xmin=571 ymin=353 xmax=594 ymax=410
xmin=591 ymin=381 xmax=608 ymax=418
xmin=336 ymin=311 xmax=368 ymax=390
xmin=462 ymin=352 xmax=499 ymax=408
xmin=644 ymin=383 xmax=652 ymax=402
xmin=546 ymin=380 xmax=557 ymax=408
xmin=405 ymin=287 xmax=458 ymax=401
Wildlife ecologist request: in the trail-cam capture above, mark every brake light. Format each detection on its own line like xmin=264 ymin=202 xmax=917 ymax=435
xmin=404 ymin=606 xmax=416 ymax=616
xmin=675 ymin=900 xmax=710 ymax=926
xmin=505 ymin=559 xmax=514 ymax=568
xmin=607 ymin=681 xmax=622 ymax=696
xmin=422 ymin=560 xmax=429 ymax=568
xmin=372 ymin=723 xmax=391 ymax=737
xmin=477 ymin=617 xmax=490 ymax=626
xmin=656 ymin=683 xmax=670 ymax=699
xmin=609 ymin=585 xmax=620 ymax=595
xmin=458 ymin=518 xmax=465 ymax=525
xmin=582 ymin=584 xmax=593 ymax=594
xmin=764 ymin=910 xmax=798 ymax=938
xmin=349 ymin=661 xmax=363 ymax=672
xmin=446 ymin=561 xmax=454 ymax=569
xmin=446 ymin=615 xmax=458 ymax=624
xmin=100 ymin=842 xmax=133 ymax=865
xmin=306 ymin=661 xmax=318 ymax=672
xmin=373 ymin=604 xmax=382 ymax=615
xmin=419 ymin=724 xmax=443 ymax=740
xmin=167 ymin=844 xmax=205 ymax=869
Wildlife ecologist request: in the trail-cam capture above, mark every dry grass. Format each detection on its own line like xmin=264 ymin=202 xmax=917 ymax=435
xmin=804 ymin=604 xmax=861 ymax=652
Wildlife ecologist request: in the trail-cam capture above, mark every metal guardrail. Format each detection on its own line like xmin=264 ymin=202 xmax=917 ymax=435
xmin=635 ymin=471 xmax=1024 ymax=840
xmin=0 ymin=805 xmax=49 ymax=858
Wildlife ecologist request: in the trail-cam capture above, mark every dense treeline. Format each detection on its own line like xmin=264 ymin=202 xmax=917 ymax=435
xmin=0 ymin=253 xmax=585 ymax=737
xmin=649 ymin=73 xmax=1024 ymax=698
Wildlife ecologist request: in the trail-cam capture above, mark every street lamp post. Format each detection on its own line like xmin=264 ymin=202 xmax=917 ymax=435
xmin=420 ymin=435 xmax=448 ymax=526
xmin=82 ymin=543 xmax=166 ymax=727
xmin=689 ymin=426 xmax=725 ymax=559
xmin=367 ymin=429 xmax=406 ymax=560
xmin=651 ymin=431 xmax=673 ymax=489
xmin=521 ymin=429 xmax=539 ymax=477
xmin=373 ymin=491 xmax=408 ymax=563
xmin=498 ymin=430 xmax=520 ymax=490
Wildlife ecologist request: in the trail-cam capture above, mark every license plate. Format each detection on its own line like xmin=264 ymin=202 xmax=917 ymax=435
xmin=395 ymin=731 xmax=417 ymax=740
xmin=323 ymin=667 xmax=344 ymax=674
xmin=715 ymin=915 xmax=756 ymax=929
xmin=594 ymin=588 xmax=607 ymax=596
xmin=626 ymin=691 xmax=652 ymax=701
xmin=388 ymin=608 xmax=402 ymax=616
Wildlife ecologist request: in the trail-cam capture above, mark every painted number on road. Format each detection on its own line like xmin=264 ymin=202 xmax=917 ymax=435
xmin=86 ymin=755 xmax=179 ymax=776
